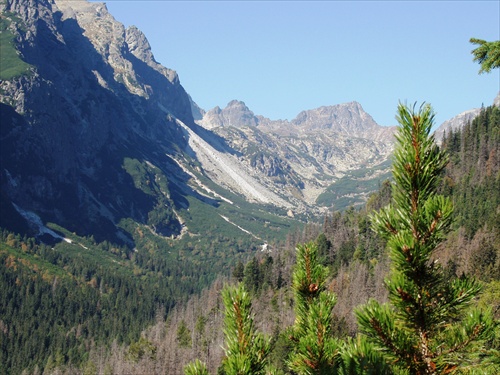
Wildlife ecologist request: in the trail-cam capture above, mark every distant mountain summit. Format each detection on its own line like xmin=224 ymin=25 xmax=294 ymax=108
xmin=292 ymin=102 xmax=379 ymax=134
xmin=199 ymin=100 xmax=259 ymax=129
xmin=199 ymin=100 xmax=394 ymax=141
xmin=196 ymin=100 xmax=396 ymax=207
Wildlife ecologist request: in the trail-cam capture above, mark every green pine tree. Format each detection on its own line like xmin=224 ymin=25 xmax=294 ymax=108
xmin=176 ymin=320 xmax=192 ymax=348
xmin=232 ymin=261 xmax=245 ymax=282
xmin=220 ymin=283 xmax=272 ymax=375
xmin=288 ymin=241 xmax=340 ymax=374
xmin=355 ymin=103 xmax=496 ymax=374
xmin=184 ymin=283 xmax=272 ymax=375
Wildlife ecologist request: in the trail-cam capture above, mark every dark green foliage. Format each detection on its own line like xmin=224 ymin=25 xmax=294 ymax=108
xmin=470 ymin=38 xmax=500 ymax=73
xmin=365 ymin=179 xmax=393 ymax=212
xmin=356 ymin=103 xmax=496 ymax=374
xmin=243 ymin=257 xmax=261 ymax=293
xmin=315 ymin=233 xmax=331 ymax=264
xmin=441 ymin=105 xmax=500 ymax=238
xmin=127 ymin=337 xmax=157 ymax=362
xmin=0 ymin=241 xmax=164 ymax=374
xmin=177 ymin=320 xmax=192 ymax=348
xmin=320 ymin=204 xmax=387 ymax=275
xmin=242 ymin=255 xmax=276 ymax=294
xmin=232 ymin=261 xmax=244 ymax=282
xmin=0 ymin=227 xmax=230 ymax=374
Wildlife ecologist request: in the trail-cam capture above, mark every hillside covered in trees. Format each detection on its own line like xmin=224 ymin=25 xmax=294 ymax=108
xmin=2 ymin=102 xmax=494 ymax=374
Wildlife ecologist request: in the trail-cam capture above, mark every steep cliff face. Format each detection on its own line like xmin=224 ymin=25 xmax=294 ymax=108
xmin=2 ymin=0 xmax=313 ymax=246
xmin=0 ymin=0 xmax=195 ymax=241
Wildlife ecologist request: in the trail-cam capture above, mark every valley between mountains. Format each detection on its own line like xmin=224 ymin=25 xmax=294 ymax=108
xmin=1 ymin=0 xmax=493 ymax=243
xmin=1 ymin=0 xmax=499 ymax=374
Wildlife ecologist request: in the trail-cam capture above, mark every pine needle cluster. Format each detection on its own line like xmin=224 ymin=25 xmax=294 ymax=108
xmin=470 ymin=38 xmax=500 ymax=74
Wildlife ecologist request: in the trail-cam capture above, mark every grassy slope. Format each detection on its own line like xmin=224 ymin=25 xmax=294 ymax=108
xmin=0 ymin=16 xmax=32 ymax=80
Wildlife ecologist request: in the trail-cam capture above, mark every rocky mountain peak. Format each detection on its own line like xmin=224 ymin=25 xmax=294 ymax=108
xmin=52 ymin=0 xmax=183 ymax=100
xmin=125 ymin=25 xmax=155 ymax=63
xmin=223 ymin=100 xmax=258 ymax=127
xmin=291 ymin=101 xmax=379 ymax=136
xmin=198 ymin=100 xmax=259 ymax=129
xmin=193 ymin=99 xmax=397 ymax=207
xmin=198 ymin=99 xmax=395 ymax=143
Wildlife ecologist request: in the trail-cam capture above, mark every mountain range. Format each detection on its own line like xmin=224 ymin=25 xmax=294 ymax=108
xmin=0 ymin=0 xmax=496 ymax=247
xmin=2 ymin=1 xmax=500 ymax=373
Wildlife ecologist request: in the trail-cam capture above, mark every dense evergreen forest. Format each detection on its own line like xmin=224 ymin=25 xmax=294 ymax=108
xmin=0 ymin=224 xmax=261 ymax=374
xmin=1 ymin=104 xmax=499 ymax=374
xmin=440 ymin=105 xmax=500 ymax=280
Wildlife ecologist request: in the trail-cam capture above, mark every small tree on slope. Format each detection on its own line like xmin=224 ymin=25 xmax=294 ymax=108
xmin=184 ymin=283 xmax=272 ymax=375
xmin=220 ymin=283 xmax=272 ymax=374
xmin=355 ymin=103 xmax=496 ymax=374
xmin=287 ymin=241 xmax=340 ymax=374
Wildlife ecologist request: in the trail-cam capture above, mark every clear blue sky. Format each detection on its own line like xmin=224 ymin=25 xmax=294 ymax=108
xmin=95 ymin=1 xmax=499 ymax=127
